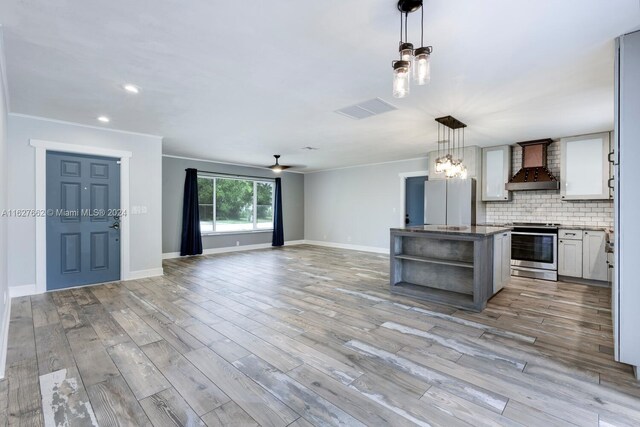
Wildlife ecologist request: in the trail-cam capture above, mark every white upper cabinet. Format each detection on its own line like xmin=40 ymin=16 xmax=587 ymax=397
xmin=481 ymin=145 xmax=511 ymax=201
xmin=561 ymin=132 xmax=611 ymax=200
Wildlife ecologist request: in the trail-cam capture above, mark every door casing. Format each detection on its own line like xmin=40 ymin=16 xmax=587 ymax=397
xmin=31 ymin=139 xmax=132 ymax=294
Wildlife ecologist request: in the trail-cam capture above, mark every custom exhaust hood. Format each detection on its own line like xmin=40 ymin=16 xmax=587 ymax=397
xmin=505 ymin=139 xmax=560 ymax=191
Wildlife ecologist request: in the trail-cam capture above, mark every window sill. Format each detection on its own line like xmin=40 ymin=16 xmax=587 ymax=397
xmin=202 ymin=229 xmax=273 ymax=237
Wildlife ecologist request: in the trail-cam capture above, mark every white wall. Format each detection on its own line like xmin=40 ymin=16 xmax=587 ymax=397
xmin=0 ymin=28 xmax=10 ymax=379
xmin=304 ymin=158 xmax=429 ymax=252
xmin=7 ymin=114 xmax=163 ymax=292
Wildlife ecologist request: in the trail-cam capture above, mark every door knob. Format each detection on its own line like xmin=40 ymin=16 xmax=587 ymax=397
xmin=109 ymin=222 xmax=120 ymax=230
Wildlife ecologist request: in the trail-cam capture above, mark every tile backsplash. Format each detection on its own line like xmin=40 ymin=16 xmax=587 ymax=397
xmin=485 ymin=142 xmax=614 ymax=228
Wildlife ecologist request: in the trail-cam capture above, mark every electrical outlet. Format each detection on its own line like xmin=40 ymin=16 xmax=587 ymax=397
xmin=236 ymin=241 xmax=240 ymax=246
xmin=323 ymin=234 xmax=327 ymax=240
xmin=347 ymin=236 xmax=352 ymax=242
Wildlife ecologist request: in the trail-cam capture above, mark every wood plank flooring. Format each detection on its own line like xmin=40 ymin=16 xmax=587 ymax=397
xmin=1 ymin=244 xmax=639 ymax=426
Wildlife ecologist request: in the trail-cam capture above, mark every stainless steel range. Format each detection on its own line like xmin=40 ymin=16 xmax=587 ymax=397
xmin=511 ymin=223 xmax=559 ymax=281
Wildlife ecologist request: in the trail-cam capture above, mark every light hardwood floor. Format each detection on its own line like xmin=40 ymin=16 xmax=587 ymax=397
xmin=1 ymin=245 xmax=639 ymax=426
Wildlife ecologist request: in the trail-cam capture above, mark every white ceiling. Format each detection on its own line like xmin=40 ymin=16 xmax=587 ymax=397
xmin=1 ymin=1 xmax=639 ymax=171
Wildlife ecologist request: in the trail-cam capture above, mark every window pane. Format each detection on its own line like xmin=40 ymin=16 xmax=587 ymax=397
xmin=215 ymin=178 xmax=253 ymax=232
xmin=197 ymin=178 xmax=214 ymax=233
xmin=256 ymin=182 xmax=274 ymax=229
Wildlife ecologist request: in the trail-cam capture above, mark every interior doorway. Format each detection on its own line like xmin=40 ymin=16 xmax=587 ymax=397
xmin=399 ymin=171 xmax=428 ymax=227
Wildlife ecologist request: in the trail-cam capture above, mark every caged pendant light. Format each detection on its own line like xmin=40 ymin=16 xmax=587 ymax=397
xmin=392 ymin=0 xmax=433 ymax=98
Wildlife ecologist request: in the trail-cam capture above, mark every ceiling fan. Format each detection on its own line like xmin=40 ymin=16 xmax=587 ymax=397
xmin=268 ymin=155 xmax=291 ymax=173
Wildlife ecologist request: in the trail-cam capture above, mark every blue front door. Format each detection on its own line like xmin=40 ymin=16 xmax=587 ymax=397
xmin=405 ymin=176 xmax=426 ymax=226
xmin=46 ymin=151 xmax=121 ymax=290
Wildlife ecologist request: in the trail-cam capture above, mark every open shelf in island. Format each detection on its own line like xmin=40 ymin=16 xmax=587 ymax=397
xmin=390 ymin=225 xmax=511 ymax=312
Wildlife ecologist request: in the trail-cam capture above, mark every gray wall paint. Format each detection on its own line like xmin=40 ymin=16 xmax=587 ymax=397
xmin=304 ymin=158 xmax=429 ymax=250
xmin=7 ymin=114 xmax=163 ymax=288
xmin=0 ymin=33 xmax=10 ymax=377
xmin=162 ymin=156 xmax=304 ymax=254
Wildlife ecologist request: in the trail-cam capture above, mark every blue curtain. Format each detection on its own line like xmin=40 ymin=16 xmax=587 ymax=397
xmin=180 ymin=168 xmax=203 ymax=256
xmin=272 ymin=177 xmax=284 ymax=246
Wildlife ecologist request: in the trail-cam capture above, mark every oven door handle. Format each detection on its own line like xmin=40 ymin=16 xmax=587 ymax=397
xmin=512 ymin=231 xmax=558 ymax=237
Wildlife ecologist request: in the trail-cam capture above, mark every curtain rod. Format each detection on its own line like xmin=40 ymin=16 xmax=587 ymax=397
xmin=191 ymin=169 xmax=276 ymax=181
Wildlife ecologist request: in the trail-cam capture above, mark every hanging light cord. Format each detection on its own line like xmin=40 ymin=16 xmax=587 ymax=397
xmin=421 ymin=4 xmax=424 ymax=47
xmin=405 ymin=12 xmax=409 ymax=44
xmin=400 ymin=10 xmax=403 ymax=44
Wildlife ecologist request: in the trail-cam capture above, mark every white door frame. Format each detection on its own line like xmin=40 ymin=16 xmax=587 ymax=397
xmin=30 ymin=139 xmax=132 ymax=294
xmin=399 ymin=170 xmax=428 ymax=227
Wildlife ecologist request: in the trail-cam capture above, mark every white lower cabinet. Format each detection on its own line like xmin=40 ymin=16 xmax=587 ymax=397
xmin=582 ymin=231 xmax=608 ymax=281
xmin=558 ymin=229 xmax=608 ymax=281
xmin=558 ymin=238 xmax=583 ymax=277
xmin=493 ymin=231 xmax=511 ymax=293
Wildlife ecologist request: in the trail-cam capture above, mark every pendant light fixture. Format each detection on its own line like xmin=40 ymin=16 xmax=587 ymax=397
xmin=434 ymin=116 xmax=468 ymax=179
xmin=392 ymin=0 xmax=432 ymax=98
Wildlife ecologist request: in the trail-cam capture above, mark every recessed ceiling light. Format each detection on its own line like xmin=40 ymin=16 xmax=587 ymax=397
xmin=123 ymin=84 xmax=140 ymax=94
xmin=97 ymin=116 xmax=110 ymax=123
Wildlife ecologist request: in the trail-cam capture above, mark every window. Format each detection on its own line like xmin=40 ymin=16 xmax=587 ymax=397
xmin=197 ymin=176 xmax=274 ymax=233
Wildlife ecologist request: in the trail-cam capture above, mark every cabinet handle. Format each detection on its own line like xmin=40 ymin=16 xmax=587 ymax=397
xmin=608 ymin=178 xmax=615 ymax=189
xmin=608 ymin=151 xmax=615 ymax=163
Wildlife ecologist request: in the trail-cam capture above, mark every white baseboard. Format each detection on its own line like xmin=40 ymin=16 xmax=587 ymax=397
xmin=9 ymin=284 xmax=37 ymax=298
xmin=162 ymin=240 xmax=306 ymax=260
xmin=303 ymin=240 xmax=389 ymax=254
xmin=126 ymin=268 xmax=164 ymax=280
xmin=0 ymin=299 xmax=10 ymax=380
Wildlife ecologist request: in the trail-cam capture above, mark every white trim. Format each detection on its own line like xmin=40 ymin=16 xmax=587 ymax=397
xmin=12 ymin=113 xmax=163 ymax=139
xmin=162 ymin=240 xmax=306 ymax=260
xmin=399 ymin=170 xmax=428 ymax=227
xmin=30 ymin=139 xmax=133 ymax=159
xmin=305 ymin=156 xmax=429 ymax=174
xmin=163 ymin=154 xmax=305 ymax=174
xmin=202 ymin=229 xmax=273 ymax=237
xmin=303 ymin=240 xmax=389 ymax=255
xmin=0 ymin=26 xmax=10 ymax=113
xmin=30 ymin=138 xmax=133 ymax=293
xmin=127 ymin=268 xmax=164 ymax=280
xmin=0 ymin=299 xmax=10 ymax=379
xmin=9 ymin=284 xmax=38 ymax=298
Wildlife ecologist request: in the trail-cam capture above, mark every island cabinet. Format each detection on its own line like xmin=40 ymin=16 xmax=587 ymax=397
xmin=390 ymin=226 xmax=511 ymax=312
xmin=493 ymin=230 xmax=511 ymax=293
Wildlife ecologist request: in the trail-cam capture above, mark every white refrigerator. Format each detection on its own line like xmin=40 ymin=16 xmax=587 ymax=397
xmin=424 ymin=178 xmax=476 ymax=226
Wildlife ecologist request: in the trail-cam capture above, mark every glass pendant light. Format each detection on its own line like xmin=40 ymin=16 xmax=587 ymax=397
xmin=414 ymin=47 xmax=432 ymax=85
xmin=413 ymin=6 xmax=432 ymax=86
xmin=392 ymin=61 xmax=411 ymax=98
xmin=458 ymin=165 xmax=468 ymax=179
xmin=391 ymin=1 xmax=432 ymax=98
xmin=400 ymin=42 xmax=414 ymax=68
xmin=435 ymin=116 xmax=467 ymax=178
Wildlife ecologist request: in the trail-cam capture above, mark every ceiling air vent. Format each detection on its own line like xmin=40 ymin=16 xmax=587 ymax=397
xmin=335 ymin=98 xmax=398 ymax=120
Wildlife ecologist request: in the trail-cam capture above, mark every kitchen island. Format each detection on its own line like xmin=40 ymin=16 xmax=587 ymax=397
xmin=390 ymin=225 xmax=512 ymax=312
